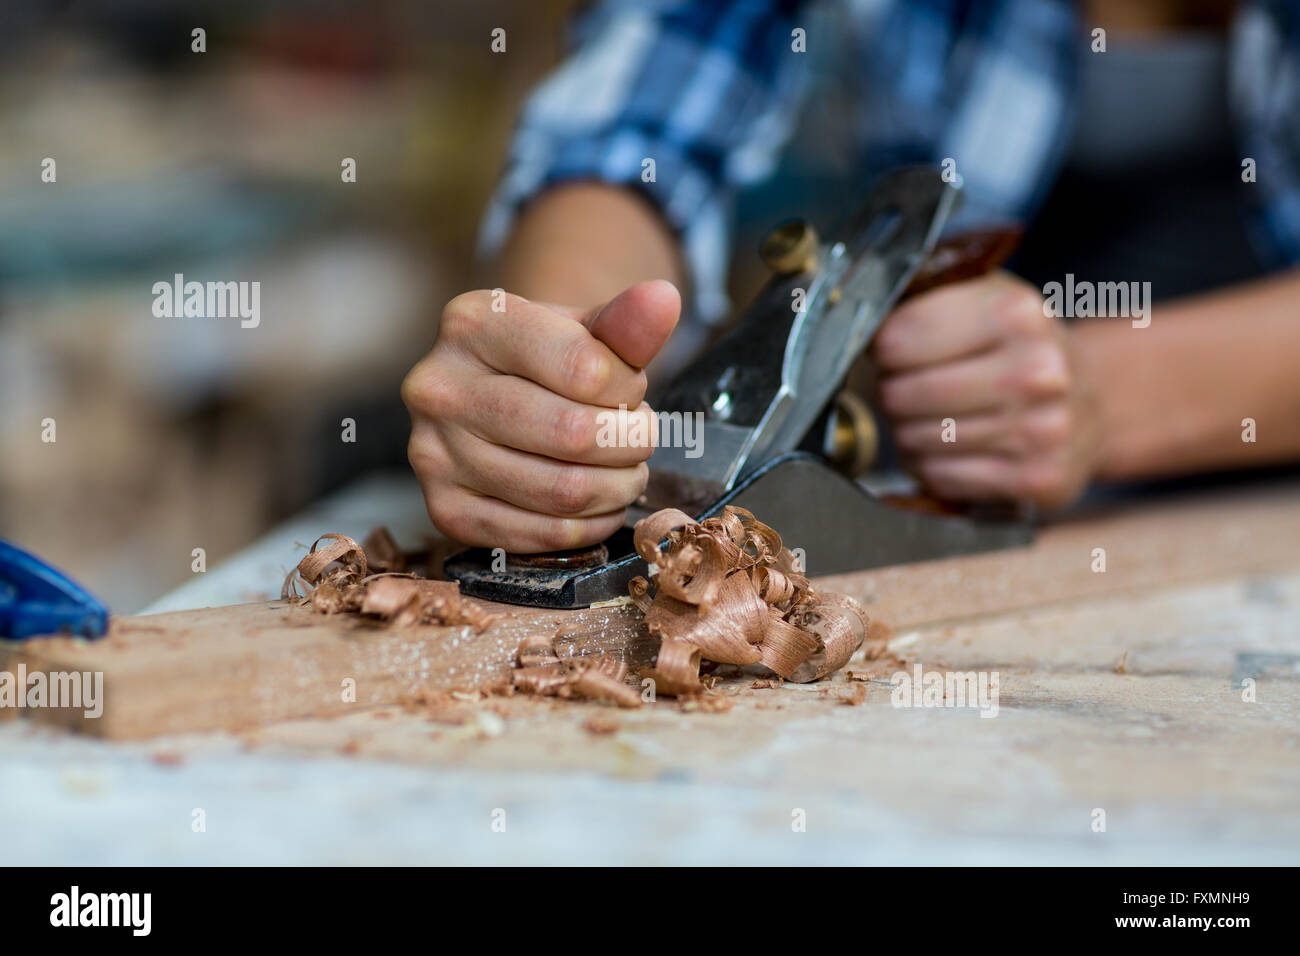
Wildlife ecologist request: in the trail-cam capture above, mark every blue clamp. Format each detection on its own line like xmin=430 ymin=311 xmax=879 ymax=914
xmin=0 ymin=539 xmax=110 ymax=640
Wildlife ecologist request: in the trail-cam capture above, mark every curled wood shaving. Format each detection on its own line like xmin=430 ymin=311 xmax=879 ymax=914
xmin=646 ymin=637 xmax=705 ymax=696
xmin=632 ymin=505 xmax=869 ymax=694
xmin=294 ymin=533 xmax=368 ymax=590
xmin=758 ymin=611 xmax=820 ymax=679
xmin=571 ymin=666 xmax=642 ymax=708
xmin=282 ymin=532 xmax=495 ymax=631
xmin=510 ymin=634 xmax=642 ymax=708
xmin=518 ymin=632 xmax=561 ymax=668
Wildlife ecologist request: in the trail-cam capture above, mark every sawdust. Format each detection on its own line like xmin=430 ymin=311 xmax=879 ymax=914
xmin=676 ymin=693 xmax=735 ymax=714
xmin=397 ymin=687 xmax=502 ymax=725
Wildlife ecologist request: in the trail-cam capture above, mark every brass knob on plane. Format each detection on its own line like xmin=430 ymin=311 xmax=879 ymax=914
xmin=760 ymin=220 xmax=819 ymax=274
xmin=824 ymin=389 xmax=878 ymax=478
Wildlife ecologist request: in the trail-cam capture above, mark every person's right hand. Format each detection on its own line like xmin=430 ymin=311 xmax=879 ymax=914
xmin=402 ymin=280 xmax=680 ymax=553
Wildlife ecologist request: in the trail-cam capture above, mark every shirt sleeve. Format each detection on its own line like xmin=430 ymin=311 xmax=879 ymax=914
xmin=478 ymin=0 xmax=814 ymax=326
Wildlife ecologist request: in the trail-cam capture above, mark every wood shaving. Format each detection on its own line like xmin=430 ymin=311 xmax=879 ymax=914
xmin=362 ymin=526 xmax=406 ymax=573
xmin=631 ymin=506 xmax=870 ymax=695
xmin=510 ymin=634 xmax=642 ymax=709
xmin=838 ymin=684 xmax=868 ymax=706
xmin=581 ymin=713 xmax=622 ymax=735
xmin=282 ymin=533 xmax=497 ymax=631
xmin=517 ymin=632 xmax=560 ymax=668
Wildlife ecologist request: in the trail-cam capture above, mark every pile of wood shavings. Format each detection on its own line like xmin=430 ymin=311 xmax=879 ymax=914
xmin=284 ymin=506 xmax=874 ymax=711
xmin=627 ymin=505 xmax=870 ymax=695
xmin=281 ymin=532 xmax=496 ymax=631
xmin=280 ymin=531 xmax=640 ymax=710
xmin=504 ymin=505 xmax=871 ymax=708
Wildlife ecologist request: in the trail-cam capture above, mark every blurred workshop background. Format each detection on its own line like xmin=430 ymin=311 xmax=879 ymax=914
xmin=0 ymin=0 xmax=586 ymax=611
xmin=0 ymin=0 xmax=854 ymax=613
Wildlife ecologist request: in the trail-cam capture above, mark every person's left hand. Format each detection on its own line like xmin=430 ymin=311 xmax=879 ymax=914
xmin=871 ymin=270 xmax=1103 ymax=510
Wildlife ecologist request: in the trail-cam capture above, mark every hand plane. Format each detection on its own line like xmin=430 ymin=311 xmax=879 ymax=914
xmin=446 ymin=166 xmax=1032 ymax=608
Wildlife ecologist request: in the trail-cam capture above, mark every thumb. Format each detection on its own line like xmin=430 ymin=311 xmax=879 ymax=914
xmin=579 ymin=279 xmax=681 ymax=370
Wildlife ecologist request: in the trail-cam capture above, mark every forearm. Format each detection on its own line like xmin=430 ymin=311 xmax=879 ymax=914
xmin=494 ymin=182 xmax=685 ymax=309
xmin=1072 ymin=269 xmax=1300 ymax=480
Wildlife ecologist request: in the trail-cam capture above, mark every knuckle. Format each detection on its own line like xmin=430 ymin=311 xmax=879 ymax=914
xmin=539 ymin=514 xmax=617 ymax=551
xmin=561 ymin=340 xmax=610 ymax=401
xmin=406 ymin=434 xmax=426 ymax=472
xmin=403 ymin=368 xmax=456 ymax=417
xmin=426 ymin=495 xmax=470 ymax=543
xmin=554 ymin=405 xmax=595 ymax=458
xmin=538 ymin=517 xmax=584 ymax=552
xmin=399 ymin=367 xmax=422 ymax=411
xmin=1027 ymin=343 xmax=1070 ymax=394
xmin=548 ymin=464 xmax=595 ymax=515
xmin=1007 ymin=342 xmax=1069 ymax=397
xmin=439 ymin=291 xmax=487 ymax=340
xmin=406 ymin=431 xmax=446 ymax=477
xmin=995 ymin=283 xmax=1049 ymax=336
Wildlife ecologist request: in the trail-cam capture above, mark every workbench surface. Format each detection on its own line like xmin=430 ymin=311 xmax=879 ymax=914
xmin=3 ymin=474 xmax=1298 ymax=865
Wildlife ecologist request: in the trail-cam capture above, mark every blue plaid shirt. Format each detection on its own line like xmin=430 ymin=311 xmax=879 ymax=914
xmin=481 ymin=0 xmax=1300 ymax=326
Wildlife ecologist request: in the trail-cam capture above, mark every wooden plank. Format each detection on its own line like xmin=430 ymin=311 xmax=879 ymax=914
xmin=818 ymin=481 xmax=1300 ymax=628
xmin=5 ymin=481 xmax=1299 ymax=739
xmin=2 ymin=602 xmax=652 ymax=739
xmin=254 ymin=570 xmax=1300 ymax=762
xmin=243 ymin=569 xmax=1300 ymax=863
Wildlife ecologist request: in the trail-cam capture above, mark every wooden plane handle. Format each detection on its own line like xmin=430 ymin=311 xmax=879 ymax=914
xmin=902 ymin=224 xmax=1024 ymax=300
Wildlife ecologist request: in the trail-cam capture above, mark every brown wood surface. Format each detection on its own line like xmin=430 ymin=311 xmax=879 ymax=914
xmin=5 ymin=481 xmax=1299 ymax=739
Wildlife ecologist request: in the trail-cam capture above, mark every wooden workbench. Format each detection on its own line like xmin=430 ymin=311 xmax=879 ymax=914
xmin=2 ymin=473 xmax=1297 ymax=864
